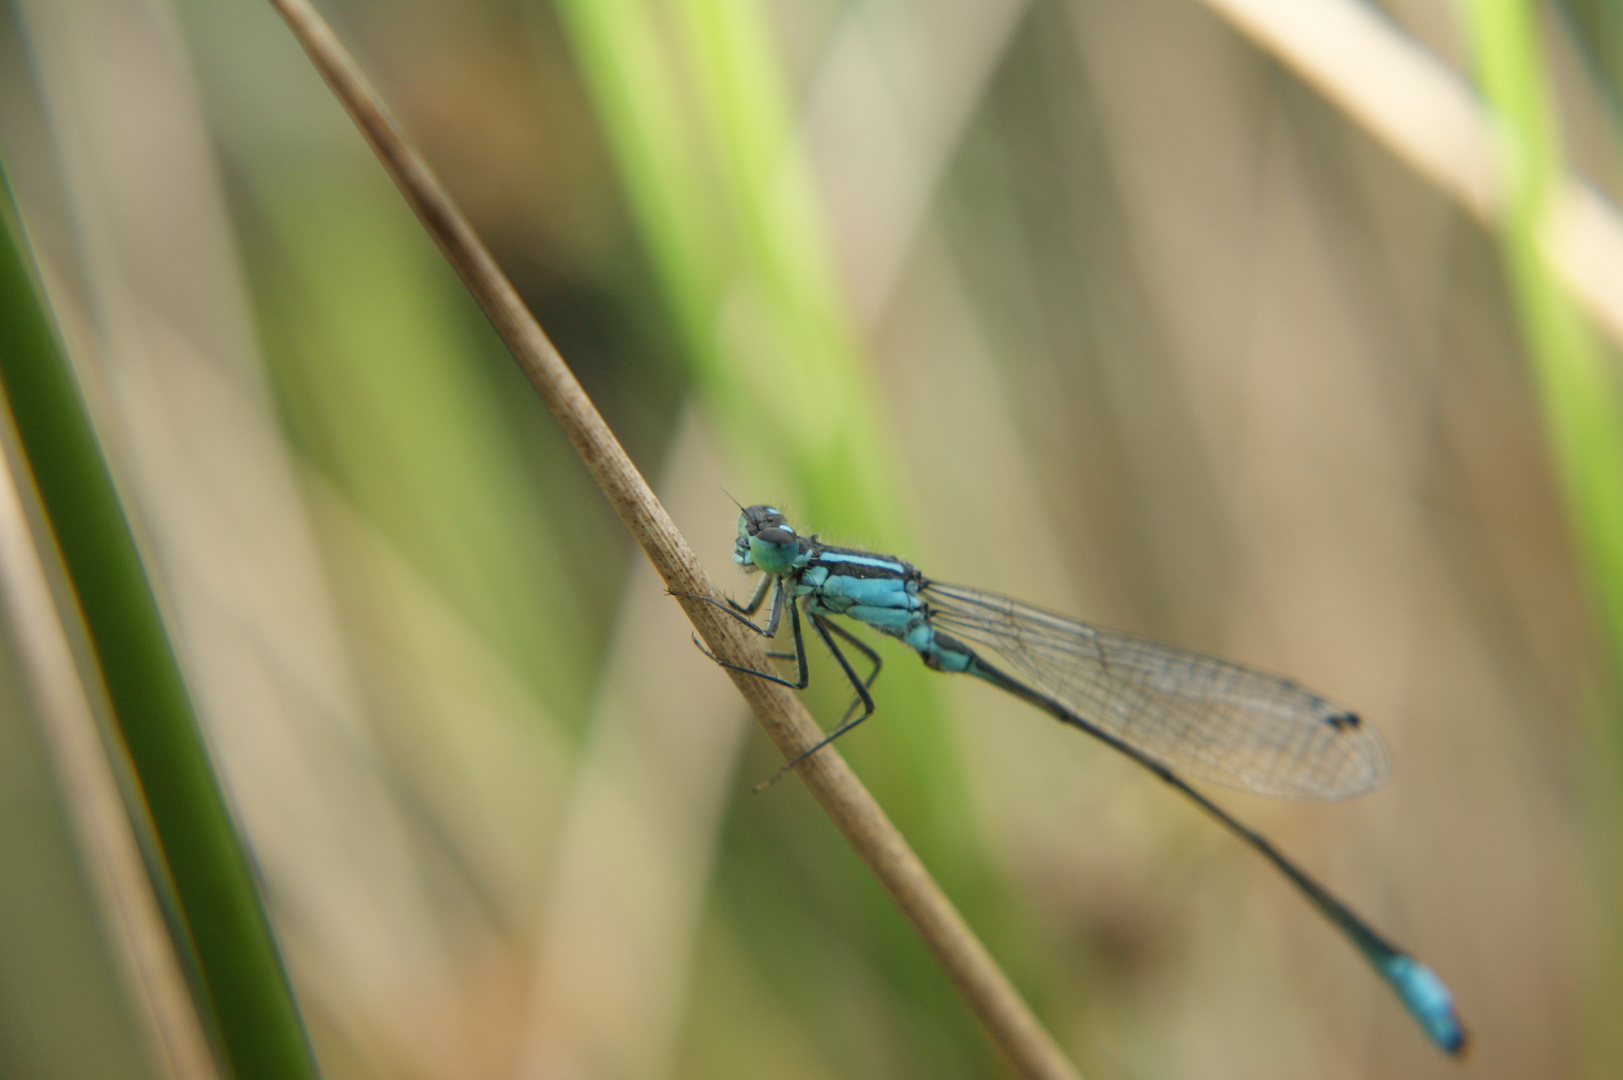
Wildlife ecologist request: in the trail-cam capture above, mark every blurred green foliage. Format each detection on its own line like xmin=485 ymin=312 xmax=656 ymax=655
xmin=0 ymin=0 xmax=1617 ymax=1077
xmin=1463 ymin=0 xmax=1623 ymax=1072
xmin=0 ymin=161 xmax=319 ymax=1080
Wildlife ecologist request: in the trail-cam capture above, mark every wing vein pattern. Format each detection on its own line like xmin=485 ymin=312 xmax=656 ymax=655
xmin=923 ymin=582 xmax=1390 ymax=799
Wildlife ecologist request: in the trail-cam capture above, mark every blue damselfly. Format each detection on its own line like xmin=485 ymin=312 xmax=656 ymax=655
xmin=700 ymin=503 xmax=1466 ymax=1054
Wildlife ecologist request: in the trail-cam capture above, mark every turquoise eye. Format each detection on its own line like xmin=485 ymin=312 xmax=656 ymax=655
xmin=749 ymin=527 xmax=800 ymax=575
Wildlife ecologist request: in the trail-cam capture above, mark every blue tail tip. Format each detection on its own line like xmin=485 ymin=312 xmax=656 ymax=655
xmin=1383 ymin=955 xmax=1469 ymax=1056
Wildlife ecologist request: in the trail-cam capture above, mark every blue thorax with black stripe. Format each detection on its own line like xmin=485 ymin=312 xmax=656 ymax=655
xmin=732 ymin=504 xmax=973 ymax=673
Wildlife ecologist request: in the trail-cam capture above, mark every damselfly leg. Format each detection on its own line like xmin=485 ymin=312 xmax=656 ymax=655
xmin=749 ymin=613 xmax=883 ymax=788
xmin=686 ymin=581 xmax=810 ymax=692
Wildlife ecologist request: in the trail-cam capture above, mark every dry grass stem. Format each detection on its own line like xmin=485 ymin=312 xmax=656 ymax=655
xmin=1196 ymin=0 xmax=1623 ymax=349
xmin=265 ymin=1 xmax=1084 ymax=1077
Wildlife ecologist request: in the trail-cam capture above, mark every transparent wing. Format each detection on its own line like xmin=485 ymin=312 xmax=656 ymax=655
xmin=923 ymin=582 xmax=1390 ymax=799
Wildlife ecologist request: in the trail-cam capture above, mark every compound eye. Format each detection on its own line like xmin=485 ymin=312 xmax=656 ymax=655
xmin=757 ymin=525 xmax=796 ymax=546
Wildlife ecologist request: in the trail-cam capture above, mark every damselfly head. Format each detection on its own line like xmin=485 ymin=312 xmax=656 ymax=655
xmin=735 ymin=505 xmax=801 ymax=575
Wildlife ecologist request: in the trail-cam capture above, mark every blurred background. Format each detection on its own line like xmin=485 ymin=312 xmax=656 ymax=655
xmin=0 ymin=0 xmax=1614 ymax=1077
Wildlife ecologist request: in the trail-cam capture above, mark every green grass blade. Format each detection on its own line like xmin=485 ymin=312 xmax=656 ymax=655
xmin=550 ymin=0 xmax=895 ymax=536
xmin=546 ymin=0 xmax=974 ymax=848
xmin=543 ymin=0 xmax=1024 ymax=1062
xmin=0 ymin=159 xmax=319 ymax=1080
xmin=1462 ymin=0 xmax=1623 ymax=1070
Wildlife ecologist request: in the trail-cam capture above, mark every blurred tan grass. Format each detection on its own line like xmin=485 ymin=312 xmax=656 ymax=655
xmin=0 ymin=0 xmax=1614 ymax=1077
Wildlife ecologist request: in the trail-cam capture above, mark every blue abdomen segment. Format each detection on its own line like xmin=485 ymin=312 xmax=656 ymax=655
xmin=1379 ymin=955 xmax=1467 ymax=1054
xmin=910 ymin=626 xmax=974 ymax=672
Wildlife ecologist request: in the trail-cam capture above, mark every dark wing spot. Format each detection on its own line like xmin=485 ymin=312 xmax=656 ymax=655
xmin=1325 ymin=711 xmax=1361 ymax=731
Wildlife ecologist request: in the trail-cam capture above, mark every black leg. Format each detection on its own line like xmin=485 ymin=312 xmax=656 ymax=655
xmin=822 ymin=618 xmax=882 ymax=724
xmin=677 ymin=576 xmax=784 ymax=638
xmin=691 ymin=585 xmax=809 ymax=691
xmin=803 ymin=614 xmax=876 ymax=739
xmin=753 ymin=614 xmax=877 ymax=790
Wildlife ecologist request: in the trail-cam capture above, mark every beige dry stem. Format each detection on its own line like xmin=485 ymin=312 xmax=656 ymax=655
xmin=265 ymin=2 xmax=1084 ymax=1078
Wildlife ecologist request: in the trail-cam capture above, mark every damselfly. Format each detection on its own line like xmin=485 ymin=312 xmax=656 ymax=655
xmin=699 ymin=503 xmax=1466 ymax=1054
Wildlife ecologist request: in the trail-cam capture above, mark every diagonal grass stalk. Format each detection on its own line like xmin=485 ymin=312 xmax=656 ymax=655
xmin=0 ymin=161 xmax=320 ymax=1080
xmin=544 ymin=0 xmax=989 ymax=907
xmin=264 ymin=2 xmax=1081 ymax=1075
